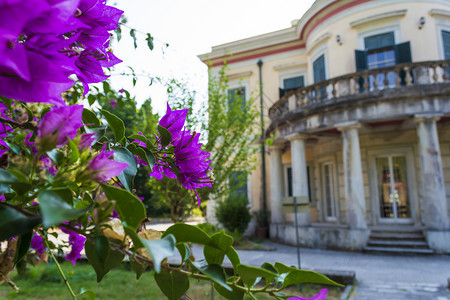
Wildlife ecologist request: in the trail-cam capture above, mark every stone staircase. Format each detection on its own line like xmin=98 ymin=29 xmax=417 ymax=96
xmin=363 ymin=227 xmax=434 ymax=255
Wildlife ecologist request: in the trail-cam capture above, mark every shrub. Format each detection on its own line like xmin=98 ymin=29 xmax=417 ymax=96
xmin=215 ymin=194 xmax=251 ymax=235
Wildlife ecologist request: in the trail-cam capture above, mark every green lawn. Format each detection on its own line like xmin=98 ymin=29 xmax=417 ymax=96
xmin=0 ymin=261 xmax=343 ymax=299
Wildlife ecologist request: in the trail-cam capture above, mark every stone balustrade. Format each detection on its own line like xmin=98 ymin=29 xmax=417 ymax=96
xmin=268 ymin=60 xmax=450 ymax=120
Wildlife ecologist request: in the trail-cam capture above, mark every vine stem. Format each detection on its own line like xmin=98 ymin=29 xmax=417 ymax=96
xmin=41 ymin=235 xmax=76 ymax=299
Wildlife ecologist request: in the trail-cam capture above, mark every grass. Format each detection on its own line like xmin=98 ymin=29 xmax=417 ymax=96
xmin=0 ymin=261 xmax=344 ymax=299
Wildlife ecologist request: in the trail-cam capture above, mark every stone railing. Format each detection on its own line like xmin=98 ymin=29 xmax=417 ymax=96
xmin=268 ymin=60 xmax=450 ymax=120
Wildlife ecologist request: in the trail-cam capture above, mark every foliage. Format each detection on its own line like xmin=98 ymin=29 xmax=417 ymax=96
xmin=216 ymin=194 xmax=252 ymax=236
xmin=0 ymin=1 xmax=340 ymax=300
xmin=150 ymin=67 xmax=259 ymax=221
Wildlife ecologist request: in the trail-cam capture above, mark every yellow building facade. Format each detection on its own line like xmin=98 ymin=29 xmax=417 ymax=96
xmin=199 ymin=0 xmax=450 ymax=253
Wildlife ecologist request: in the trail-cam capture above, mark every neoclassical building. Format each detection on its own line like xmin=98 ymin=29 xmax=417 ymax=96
xmin=199 ymin=0 xmax=450 ymax=253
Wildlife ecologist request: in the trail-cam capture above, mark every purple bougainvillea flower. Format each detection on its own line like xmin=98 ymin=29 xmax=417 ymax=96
xmin=158 ymin=103 xmax=188 ymax=144
xmin=78 ymin=133 xmax=96 ymax=150
xmin=110 ymin=99 xmax=117 ymax=109
xmin=30 ymin=232 xmax=46 ymax=254
xmin=173 ymin=130 xmax=212 ymax=205
xmin=86 ymin=145 xmax=128 ymax=182
xmin=0 ymin=194 xmax=5 ymax=201
xmin=40 ymin=155 xmax=57 ymax=176
xmin=150 ymin=105 xmax=212 ymax=206
xmin=61 ymin=227 xmax=85 ymax=266
xmin=37 ymin=105 xmax=83 ymax=151
xmin=287 ymin=289 xmax=328 ymax=300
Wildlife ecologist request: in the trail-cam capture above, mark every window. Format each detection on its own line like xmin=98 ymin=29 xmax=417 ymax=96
xmin=229 ymin=171 xmax=248 ymax=201
xmin=227 ymin=86 xmax=246 ymax=122
xmin=313 ymin=55 xmax=326 ymax=100
xmin=443 ymin=30 xmax=450 ymax=59
xmin=284 ymin=165 xmax=312 ymax=202
xmin=375 ymin=156 xmax=411 ymax=221
xmin=279 ymin=76 xmax=305 ymax=98
xmin=321 ymin=162 xmax=336 ymax=220
xmin=355 ymin=31 xmax=412 ymax=88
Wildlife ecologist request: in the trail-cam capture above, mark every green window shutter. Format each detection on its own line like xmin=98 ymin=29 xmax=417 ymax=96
xmin=279 ymin=88 xmax=286 ymax=98
xmin=355 ymin=50 xmax=368 ymax=71
xmin=364 ymin=32 xmax=395 ymax=50
xmin=442 ymin=30 xmax=450 ymax=59
xmin=394 ymin=42 xmax=412 ymax=64
xmin=313 ymin=55 xmax=326 ymax=83
xmin=283 ymin=76 xmax=304 ymax=90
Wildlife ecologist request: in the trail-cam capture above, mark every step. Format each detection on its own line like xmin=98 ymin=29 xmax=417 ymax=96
xmin=363 ymin=246 xmax=435 ymax=255
xmin=367 ymin=240 xmax=429 ymax=248
xmin=369 ymin=232 xmax=425 ymax=240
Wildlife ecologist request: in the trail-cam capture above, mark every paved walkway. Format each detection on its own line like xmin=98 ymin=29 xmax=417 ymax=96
xmin=167 ymin=240 xmax=450 ymax=299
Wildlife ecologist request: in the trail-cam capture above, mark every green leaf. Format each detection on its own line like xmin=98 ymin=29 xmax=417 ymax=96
xmin=125 ymin=144 xmax=154 ymax=169
xmin=79 ymin=289 xmax=96 ymax=300
xmin=82 ymin=109 xmax=101 ymax=126
xmin=261 ymin=262 xmax=278 ymax=275
xmin=102 ymin=81 xmax=111 ymax=94
xmin=236 ymin=264 xmax=277 ymax=288
xmin=50 ymin=188 xmax=74 ymax=206
xmin=100 ymin=109 xmax=125 ymax=144
xmin=176 ymin=243 xmax=191 ymax=264
xmin=88 ymin=94 xmax=96 ymax=106
xmin=95 ymin=235 xmax=110 ymax=268
xmin=38 ymin=190 xmax=88 ymax=228
xmin=14 ymin=232 xmax=32 ymax=264
xmin=139 ymin=234 xmax=176 ymax=273
xmin=0 ymin=206 xmax=41 ymax=242
xmin=47 ymin=149 xmax=65 ymax=167
xmin=85 ymin=239 xmax=124 ymax=282
xmin=130 ymin=259 xmax=146 ymax=280
xmin=225 ymin=246 xmax=240 ymax=271
xmin=123 ymin=225 xmax=144 ymax=250
xmin=115 ymin=26 xmax=122 ymax=42
xmin=162 ymin=223 xmax=212 ymax=246
xmin=204 ymin=230 xmax=233 ymax=265
xmin=67 ymin=138 xmax=80 ymax=165
xmin=191 ymin=260 xmax=232 ymax=291
xmin=157 ymin=125 xmax=172 ymax=148
xmin=101 ymin=184 xmax=146 ymax=231
xmin=283 ymin=270 xmax=343 ymax=287
xmin=0 ymin=169 xmax=18 ymax=183
xmin=146 ymin=33 xmax=154 ymax=51
xmin=112 ymin=147 xmax=137 ymax=191
xmin=130 ymin=28 xmax=137 ymax=49
xmin=213 ymin=280 xmax=244 ymax=300
xmin=274 ymin=262 xmax=296 ymax=274
xmin=154 ymin=268 xmax=189 ymax=300
xmin=85 ymin=125 xmax=107 ymax=144
xmin=128 ymin=134 xmax=147 ymax=144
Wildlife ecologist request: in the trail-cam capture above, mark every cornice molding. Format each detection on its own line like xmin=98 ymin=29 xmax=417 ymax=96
xmin=429 ymin=8 xmax=450 ymax=18
xmin=350 ymin=9 xmax=407 ymax=28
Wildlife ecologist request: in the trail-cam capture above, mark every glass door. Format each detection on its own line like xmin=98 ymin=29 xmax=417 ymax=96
xmin=375 ymin=156 xmax=412 ymax=223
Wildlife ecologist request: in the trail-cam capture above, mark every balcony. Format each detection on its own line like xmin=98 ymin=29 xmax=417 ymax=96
xmin=268 ymin=60 xmax=450 ymax=134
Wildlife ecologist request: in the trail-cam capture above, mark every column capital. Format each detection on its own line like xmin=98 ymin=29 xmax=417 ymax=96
xmin=335 ymin=121 xmax=361 ymax=132
xmin=268 ymin=144 xmax=284 ymax=152
xmin=285 ymin=133 xmax=308 ymax=141
xmin=414 ymin=113 xmax=442 ymax=123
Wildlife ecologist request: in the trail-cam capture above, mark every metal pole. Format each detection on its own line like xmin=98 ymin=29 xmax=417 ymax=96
xmin=294 ymin=196 xmax=301 ymax=269
xmin=257 ymin=60 xmax=267 ymax=218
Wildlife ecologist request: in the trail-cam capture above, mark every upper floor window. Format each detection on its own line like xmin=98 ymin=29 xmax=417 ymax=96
xmin=442 ymin=30 xmax=450 ymax=60
xmin=227 ymin=86 xmax=246 ymax=122
xmin=279 ymin=76 xmax=305 ymax=98
xmin=229 ymin=171 xmax=248 ymax=201
xmin=355 ymin=31 xmax=412 ymax=88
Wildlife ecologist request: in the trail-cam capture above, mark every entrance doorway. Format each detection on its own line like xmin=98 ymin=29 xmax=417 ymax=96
xmin=375 ymin=155 xmax=412 ymax=223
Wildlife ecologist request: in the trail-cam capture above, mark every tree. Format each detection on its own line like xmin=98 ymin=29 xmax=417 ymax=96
xmin=150 ymin=69 xmax=258 ymax=222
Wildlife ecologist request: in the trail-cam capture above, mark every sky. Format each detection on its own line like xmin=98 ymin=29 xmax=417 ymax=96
xmin=109 ymin=0 xmax=316 ymax=115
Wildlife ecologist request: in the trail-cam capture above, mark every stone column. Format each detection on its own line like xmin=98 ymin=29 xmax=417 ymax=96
xmin=269 ymin=145 xmax=284 ymax=224
xmin=287 ymin=134 xmax=310 ymax=225
xmin=415 ymin=114 xmax=448 ymax=230
xmin=336 ymin=122 xmax=367 ymax=229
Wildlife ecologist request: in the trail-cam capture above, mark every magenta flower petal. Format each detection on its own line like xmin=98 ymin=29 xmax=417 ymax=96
xmin=30 ymin=232 xmax=46 ymax=254
xmin=61 ymin=228 xmax=86 ymax=266
xmin=158 ymin=103 xmax=188 ymax=143
xmin=37 ymin=105 xmax=83 ymax=150
xmin=87 ymin=145 xmax=129 ymax=182
xmin=287 ymin=289 xmax=328 ymax=300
